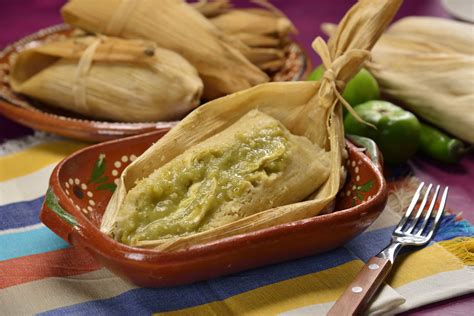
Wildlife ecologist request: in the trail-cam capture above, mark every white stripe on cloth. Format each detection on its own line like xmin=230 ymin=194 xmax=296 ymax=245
xmin=391 ymin=266 xmax=474 ymax=314
xmin=280 ymin=285 xmax=405 ymax=316
xmin=0 ymin=132 xmax=61 ymax=157
xmin=0 ymin=268 xmax=135 ymax=316
xmin=0 ymin=223 xmax=44 ymax=236
xmin=0 ymin=163 xmax=55 ymax=206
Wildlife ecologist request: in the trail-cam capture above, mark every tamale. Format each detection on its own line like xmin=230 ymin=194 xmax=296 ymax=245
xmin=366 ymin=17 xmax=474 ymax=143
xmin=193 ymin=0 xmax=296 ymax=42
xmin=205 ymin=1 xmax=296 ymax=71
xmin=10 ymin=36 xmax=203 ymax=122
xmin=113 ymin=110 xmax=330 ymax=245
xmin=210 ymin=8 xmax=296 ymax=39
xmin=102 ymin=0 xmax=402 ymax=251
xmin=61 ymin=0 xmax=269 ymax=99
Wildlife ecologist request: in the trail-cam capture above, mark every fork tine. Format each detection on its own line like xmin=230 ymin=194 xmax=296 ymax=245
xmin=424 ymin=187 xmax=449 ymax=240
xmin=405 ymin=184 xmax=433 ymax=234
xmin=395 ymin=182 xmax=425 ymax=233
xmin=415 ymin=185 xmax=440 ymax=236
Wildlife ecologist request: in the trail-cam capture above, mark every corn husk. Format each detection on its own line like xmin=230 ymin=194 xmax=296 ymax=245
xmin=230 ymin=32 xmax=281 ymax=48
xmin=386 ymin=17 xmax=474 ymax=55
xmin=10 ymin=36 xmax=203 ymax=122
xmin=194 ymin=0 xmax=296 ymax=41
xmin=209 ymin=1 xmax=296 ymax=72
xmin=367 ymin=17 xmax=474 ymax=143
xmin=192 ymin=0 xmax=296 ymax=72
xmin=61 ymin=0 xmax=268 ymax=99
xmin=191 ymin=0 xmax=231 ymax=17
xmin=210 ymin=7 xmax=296 ymax=39
xmin=101 ymin=0 xmax=402 ymax=251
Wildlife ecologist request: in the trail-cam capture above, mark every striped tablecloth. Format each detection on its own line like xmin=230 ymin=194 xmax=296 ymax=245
xmin=0 ymin=133 xmax=473 ymax=315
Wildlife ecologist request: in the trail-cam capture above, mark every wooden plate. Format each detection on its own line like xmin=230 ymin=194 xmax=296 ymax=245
xmin=0 ymin=24 xmax=312 ymax=142
xmin=40 ymin=133 xmax=387 ymax=287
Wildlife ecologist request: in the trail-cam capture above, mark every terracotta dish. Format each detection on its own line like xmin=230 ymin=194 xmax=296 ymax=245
xmin=41 ymin=132 xmax=387 ymax=287
xmin=0 ymin=24 xmax=311 ymax=142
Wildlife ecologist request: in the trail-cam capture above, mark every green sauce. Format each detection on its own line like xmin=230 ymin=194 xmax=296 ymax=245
xmin=114 ymin=123 xmax=289 ymax=244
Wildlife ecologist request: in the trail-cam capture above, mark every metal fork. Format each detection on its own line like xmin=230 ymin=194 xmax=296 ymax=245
xmin=328 ymin=182 xmax=449 ymax=316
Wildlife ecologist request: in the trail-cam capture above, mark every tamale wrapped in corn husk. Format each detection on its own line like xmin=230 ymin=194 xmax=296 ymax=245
xmin=193 ymin=0 xmax=295 ymax=41
xmin=210 ymin=6 xmax=296 ymax=39
xmin=61 ymin=0 xmax=269 ymax=99
xmin=322 ymin=17 xmax=474 ymax=143
xmin=101 ymin=0 xmax=402 ymax=251
xmin=367 ymin=17 xmax=474 ymax=143
xmin=10 ymin=36 xmax=203 ymax=122
xmin=113 ymin=110 xmax=330 ymax=246
xmin=204 ymin=0 xmax=297 ymax=71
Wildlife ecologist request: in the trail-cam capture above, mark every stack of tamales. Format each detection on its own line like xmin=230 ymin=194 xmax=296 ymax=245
xmin=11 ymin=0 xmax=298 ymax=122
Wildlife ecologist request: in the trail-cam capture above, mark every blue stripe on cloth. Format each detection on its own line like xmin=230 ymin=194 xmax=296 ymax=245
xmin=433 ymin=215 xmax=474 ymax=242
xmin=345 ymin=226 xmax=394 ymax=262
xmin=40 ymin=247 xmax=357 ymax=315
xmin=0 ymin=226 xmax=69 ymax=261
xmin=0 ymin=196 xmax=43 ymax=230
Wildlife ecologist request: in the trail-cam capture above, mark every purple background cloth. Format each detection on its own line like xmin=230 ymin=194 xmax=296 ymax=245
xmin=1 ymin=0 xmax=473 ymax=314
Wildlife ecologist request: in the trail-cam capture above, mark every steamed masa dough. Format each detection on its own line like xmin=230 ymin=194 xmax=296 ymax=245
xmin=112 ymin=110 xmax=330 ymax=245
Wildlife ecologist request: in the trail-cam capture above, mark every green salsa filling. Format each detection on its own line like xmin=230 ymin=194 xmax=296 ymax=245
xmin=114 ymin=123 xmax=290 ymax=244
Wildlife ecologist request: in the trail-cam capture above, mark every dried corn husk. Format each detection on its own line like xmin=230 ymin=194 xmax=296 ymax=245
xmin=102 ymin=0 xmax=402 ymax=251
xmin=61 ymin=0 xmax=268 ymax=99
xmin=231 ymin=32 xmax=280 ymax=48
xmin=193 ymin=0 xmax=296 ymax=40
xmin=191 ymin=0 xmax=231 ymax=17
xmin=210 ymin=6 xmax=296 ymax=39
xmin=195 ymin=0 xmax=296 ymax=72
xmin=387 ymin=17 xmax=474 ymax=55
xmin=367 ymin=17 xmax=474 ymax=143
xmin=10 ymin=36 xmax=203 ymax=122
xmin=241 ymin=47 xmax=285 ymax=70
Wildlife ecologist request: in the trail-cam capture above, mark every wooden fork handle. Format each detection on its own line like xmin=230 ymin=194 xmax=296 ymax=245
xmin=327 ymin=256 xmax=392 ymax=316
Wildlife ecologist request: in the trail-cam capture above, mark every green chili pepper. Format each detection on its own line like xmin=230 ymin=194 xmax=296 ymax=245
xmin=344 ymin=101 xmax=421 ymax=164
xmin=419 ymin=123 xmax=467 ymax=164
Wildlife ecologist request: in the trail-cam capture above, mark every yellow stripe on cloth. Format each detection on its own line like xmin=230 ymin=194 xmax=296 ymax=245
xmin=155 ymin=260 xmax=364 ymax=316
xmin=438 ymin=237 xmax=474 ymax=265
xmin=0 ymin=141 xmax=86 ymax=181
xmin=388 ymin=237 xmax=472 ymax=289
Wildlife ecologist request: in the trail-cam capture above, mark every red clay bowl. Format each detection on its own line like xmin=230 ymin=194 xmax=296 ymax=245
xmin=0 ymin=24 xmax=311 ymax=142
xmin=40 ymin=132 xmax=387 ymax=287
